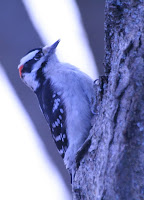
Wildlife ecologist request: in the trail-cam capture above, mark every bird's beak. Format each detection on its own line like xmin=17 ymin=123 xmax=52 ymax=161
xmin=42 ymin=39 xmax=60 ymax=55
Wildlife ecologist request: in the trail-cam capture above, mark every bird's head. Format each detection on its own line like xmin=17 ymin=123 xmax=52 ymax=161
xmin=18 ymin=39 xmax=60 ymax=91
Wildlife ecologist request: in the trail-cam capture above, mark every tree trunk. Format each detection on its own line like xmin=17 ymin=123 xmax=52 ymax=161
xmin=72 ymin=1 xmax=144 ymax=199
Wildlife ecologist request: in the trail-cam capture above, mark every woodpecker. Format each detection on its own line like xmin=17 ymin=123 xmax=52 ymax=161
xmin=18 ymin=40 xmax=94 ymax=176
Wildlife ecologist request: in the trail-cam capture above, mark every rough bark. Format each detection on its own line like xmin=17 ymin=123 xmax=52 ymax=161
xmin=72 ymin=1 xmax=144 ymax=199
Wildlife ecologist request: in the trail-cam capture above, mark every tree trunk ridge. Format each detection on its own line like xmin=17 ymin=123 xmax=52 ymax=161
xmin=72 ymin=1 xmax=144 ymax=199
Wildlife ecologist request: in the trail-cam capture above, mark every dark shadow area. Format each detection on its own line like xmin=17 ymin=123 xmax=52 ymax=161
xmin=76 ymin=0 xmax=105 ymax=74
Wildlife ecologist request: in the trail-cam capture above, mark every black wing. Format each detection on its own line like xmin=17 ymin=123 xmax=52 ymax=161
xmin=36 ymin=79 xmax=68 ymax=158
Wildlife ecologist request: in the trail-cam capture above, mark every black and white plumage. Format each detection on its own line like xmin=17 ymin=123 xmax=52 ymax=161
xmin=18 ymin=40 xmax=94 ymax=175
xmin=37 ymin=78 xmax=68 ymax=159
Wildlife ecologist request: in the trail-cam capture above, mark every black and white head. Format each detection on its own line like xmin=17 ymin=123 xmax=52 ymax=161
xmin=18 ymin=40 xmax=60 ymax=91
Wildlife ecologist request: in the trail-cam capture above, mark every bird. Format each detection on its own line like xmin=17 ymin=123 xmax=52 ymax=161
xmin=18 ymin=39 xmax=94 ymax=179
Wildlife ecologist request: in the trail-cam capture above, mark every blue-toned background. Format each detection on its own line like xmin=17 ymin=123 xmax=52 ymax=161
xmin=0 ymin=0 xmax=104 ymax=199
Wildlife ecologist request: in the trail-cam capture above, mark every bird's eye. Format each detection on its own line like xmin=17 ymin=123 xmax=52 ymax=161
xmin=34 ymin=53 xmax=43 ymax=60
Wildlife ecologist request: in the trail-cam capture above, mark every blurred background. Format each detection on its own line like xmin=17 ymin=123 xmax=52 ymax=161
xmin=0 ymin=0 xmax=105 ymax=199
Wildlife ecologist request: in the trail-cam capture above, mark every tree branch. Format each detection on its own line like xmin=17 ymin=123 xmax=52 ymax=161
xmin=72 ymin=1 xmax=144 ymax=199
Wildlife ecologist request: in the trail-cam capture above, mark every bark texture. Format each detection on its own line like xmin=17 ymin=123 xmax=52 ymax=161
xmin=72 ymin=1 xmax=144 ymax=199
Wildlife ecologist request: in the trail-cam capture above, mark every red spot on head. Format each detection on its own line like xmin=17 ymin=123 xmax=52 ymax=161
xmin=19 ymin=65 xmax=23 ymax=77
